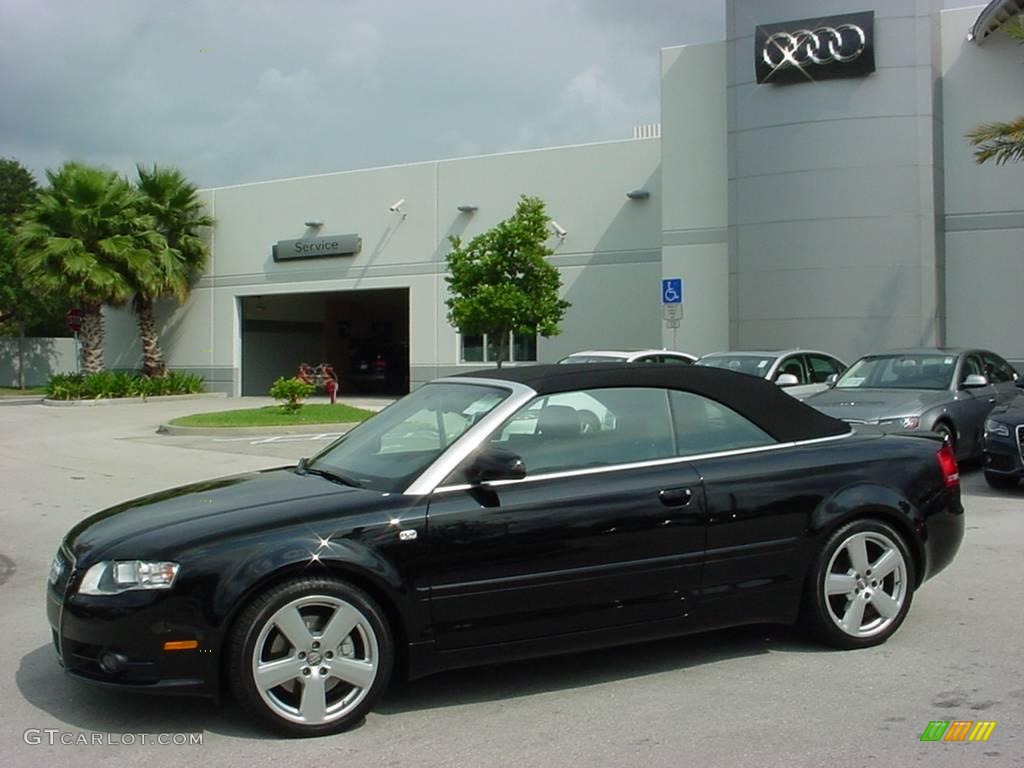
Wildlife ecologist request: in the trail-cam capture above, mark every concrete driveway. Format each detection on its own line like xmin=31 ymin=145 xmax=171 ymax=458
xmin=1 ymin=398 xmax=1022 ymax=767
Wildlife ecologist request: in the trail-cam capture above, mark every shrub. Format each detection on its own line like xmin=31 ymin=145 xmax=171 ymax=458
xmin=270 ymin=376 xmax=315 ymax=413
xmin=46 ymin=371 xmax=206 ymax=400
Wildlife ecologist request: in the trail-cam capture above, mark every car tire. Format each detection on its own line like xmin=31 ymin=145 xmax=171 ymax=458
xmin=984 ymin=470 xmax=1019 ymax=490
xmin=933 ymin=422 xmax=955 ymax=453
xmin=802 ymin=519 xmax=916 ymax=650
xmin=228 ymin=576 xmax=393 ymax=737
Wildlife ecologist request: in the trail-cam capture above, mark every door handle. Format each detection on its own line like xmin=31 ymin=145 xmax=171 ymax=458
xmin=658 ymin=487 xmax=692 ymax=507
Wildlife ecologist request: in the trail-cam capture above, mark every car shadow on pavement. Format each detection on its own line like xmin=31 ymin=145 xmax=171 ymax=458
xmin=376 ymin=623 xmax=825 ymax=716
xmin=16 ymin=645 xmax=269 ymax=739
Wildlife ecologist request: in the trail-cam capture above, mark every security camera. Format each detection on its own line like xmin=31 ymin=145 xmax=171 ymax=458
xmin=550 ymin=220 xmax=567 ymax=238
xmin=388 ymin=199 xmax=405 ymax=213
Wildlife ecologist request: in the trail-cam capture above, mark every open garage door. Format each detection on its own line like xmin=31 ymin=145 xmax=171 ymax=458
xmin=240 ymin=288 xmax=409 ymax=397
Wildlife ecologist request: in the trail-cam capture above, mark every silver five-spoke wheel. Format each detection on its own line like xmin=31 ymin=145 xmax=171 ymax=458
xmin=824 ymin=530 xmax=908 ymax=639
xmin=230 ymin=578 xmax=393 ymax=736
xmin=252 ymin=595 xmax=378 ymax=725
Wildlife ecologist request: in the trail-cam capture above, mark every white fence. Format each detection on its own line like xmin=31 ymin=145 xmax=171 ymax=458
xmin=0 ymin=337 xmax=79 ymax=387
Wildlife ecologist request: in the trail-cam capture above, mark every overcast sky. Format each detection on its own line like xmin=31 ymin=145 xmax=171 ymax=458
xmin=0 ymin=0 xmax=984 ymax=189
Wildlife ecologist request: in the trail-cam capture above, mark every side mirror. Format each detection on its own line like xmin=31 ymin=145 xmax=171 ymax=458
xmin=962 ymin=374 xmax=989 ymax=389
xmin=775 ymin=373 xmax=799 ymax=387
xmin=465 ymin=447 xmax=527 ymax=485
xmin=825 ymin=374 xmax=839 ymax=388
xmin=1014 ymin=374 xmax=1023 ymax=389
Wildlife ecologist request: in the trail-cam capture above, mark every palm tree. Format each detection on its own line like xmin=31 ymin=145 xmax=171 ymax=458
xmin=14 ymin=162 xmax=159 ymax=373
xmin=967 ymin=117 xmax=1024 ymax=166
xmin=133 ymin=164 xmax=212 ymax=376
xmin=967 ymin=18 xmax=1024 ymax=166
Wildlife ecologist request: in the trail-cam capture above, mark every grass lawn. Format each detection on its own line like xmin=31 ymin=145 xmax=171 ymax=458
xmin=0 ymin=386 xmax=47 ymax=396
xmin=170 ymin=403 xmax=376 ymax=428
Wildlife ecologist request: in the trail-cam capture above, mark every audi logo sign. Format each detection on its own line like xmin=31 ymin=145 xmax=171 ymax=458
xmin=755 ymin=11 xmax=875 ymax=85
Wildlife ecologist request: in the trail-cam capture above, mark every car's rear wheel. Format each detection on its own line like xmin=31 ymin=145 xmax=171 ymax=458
xmin=803 ymin=519 xmax=915 ymax=649
xmin=984 ymin=470 xmax=1019 ymax=490
xmin=228 ymin=577 xmax=393 ymax=737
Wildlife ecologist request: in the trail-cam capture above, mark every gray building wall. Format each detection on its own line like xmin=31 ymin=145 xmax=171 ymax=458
xmin=726 ymin=0 xmax=946 ymax=362
xmin=941 ymin=5 xmax=1024 ymax=363
xmin=0 ymin=337 xmax=78 ymax=387
xmin=103 ymin=139 xmax=664 ymax=395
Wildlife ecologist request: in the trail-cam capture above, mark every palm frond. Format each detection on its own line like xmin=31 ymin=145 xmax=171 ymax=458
xmin=966 ymin=116 xmax=1024 ymax=165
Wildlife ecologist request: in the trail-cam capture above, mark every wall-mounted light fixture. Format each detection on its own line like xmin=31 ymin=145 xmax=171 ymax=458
xmin=550 ymin=220 xmax=567 ymax=239
xmin=456 ymin=204 xmax=478 ymax=213
xmin=304 ymin=219 xmax=324 ymax=228
xmin=626 ymin=189 xmax=651 ymax=200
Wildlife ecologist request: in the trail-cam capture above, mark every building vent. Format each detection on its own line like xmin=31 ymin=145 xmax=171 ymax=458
xmin=632 ymin=123 xmax=661 ymax=139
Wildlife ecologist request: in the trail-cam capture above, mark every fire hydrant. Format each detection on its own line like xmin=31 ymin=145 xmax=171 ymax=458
xmin=325 ymin=377 xmax=337 ymax=405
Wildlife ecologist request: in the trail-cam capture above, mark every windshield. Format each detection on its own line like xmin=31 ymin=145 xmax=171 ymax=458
xmin=698 ymin=355 xmax=777 ymax=378
xmin=835 ymin=354 xmax=955 ymax=391
xmin=558 ymin=355 xmax=628 ymax=364
xmin=308 ymin=382 xmax=508 ymax=492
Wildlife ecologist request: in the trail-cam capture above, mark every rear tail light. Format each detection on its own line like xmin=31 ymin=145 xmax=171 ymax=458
xmin=936 ymin=443 xmax=959 ymax=488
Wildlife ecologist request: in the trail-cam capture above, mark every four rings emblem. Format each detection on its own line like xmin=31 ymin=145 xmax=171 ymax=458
xmin=762 ymin=24 xmax=867 ymax=71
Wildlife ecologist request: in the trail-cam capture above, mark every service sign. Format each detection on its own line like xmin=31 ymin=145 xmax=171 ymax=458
xmin=272 ymin=234 xmax=362 ymax=262
xmin=755 ymin=11 xmax=875 ymax=85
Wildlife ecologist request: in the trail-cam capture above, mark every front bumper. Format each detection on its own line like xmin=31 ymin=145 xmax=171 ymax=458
xmin=983 ymin=427 xmax=1024 ymax=479
xmin=46 ymin=550 xmax=218 ymax=697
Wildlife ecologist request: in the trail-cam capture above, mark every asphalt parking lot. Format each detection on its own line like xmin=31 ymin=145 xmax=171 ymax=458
xmin=1 ymin=399 xmax=1022 ymax=767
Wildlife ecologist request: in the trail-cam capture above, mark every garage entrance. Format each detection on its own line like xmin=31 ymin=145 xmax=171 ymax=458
xmin=240 ymin=288 xmax=409 ymax=396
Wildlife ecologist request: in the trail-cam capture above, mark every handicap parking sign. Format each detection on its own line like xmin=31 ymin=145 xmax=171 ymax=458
xmin=662 ymin=278 xmax=683 ymax=304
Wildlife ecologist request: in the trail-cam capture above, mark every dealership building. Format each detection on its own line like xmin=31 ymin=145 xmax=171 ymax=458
xmin=105 ymin=0 xmax=1024 ymax=396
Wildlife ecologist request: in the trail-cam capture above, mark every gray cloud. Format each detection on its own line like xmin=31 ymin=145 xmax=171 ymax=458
xmin=0 ymin=0 xmax=987 ymax=188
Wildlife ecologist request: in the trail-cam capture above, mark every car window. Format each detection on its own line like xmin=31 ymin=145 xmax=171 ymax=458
xmin=699 ymin=355 xmax=778 ymax=377
xmin=662 ymin=354 xmax=692 ymax=365
xmin=670 ymin=391 xmax=775 ymax=456
xmin=806 ymin=354 xmax=843 ymax=383
xmin=774 ymin=356 xmax=807 ymax=384
xmin=982 ymin=352 xmax=1014 ymax=384
xmin=836 ymin=355 xmax=954 ymax=390
xmin=635 ymin=355 xmax=658 ymax=364
xmin=484 ymin=387 xmax=675 ymax=475
xmin=960 ymin=355 xmax=985 ymax=384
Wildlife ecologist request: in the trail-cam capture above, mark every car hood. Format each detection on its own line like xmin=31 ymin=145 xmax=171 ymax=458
xmin=64 ymin=467 xmax=365 ymax=562
xmin=988 ymin=399 xmax=1024 ymax=424
xmin=808 ymin=388 xmax=949 ymax=421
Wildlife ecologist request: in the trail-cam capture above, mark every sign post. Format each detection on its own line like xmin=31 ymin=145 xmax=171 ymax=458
xmin=661 ymin=278 xmax=684 ymax=350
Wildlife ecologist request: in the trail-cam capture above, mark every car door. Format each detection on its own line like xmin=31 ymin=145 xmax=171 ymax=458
xmin=423 ymin=386 xmax=705 ymax=650
xmin=773 ymin=354 xmax=814 ymax=399
xmin=983 ymin=351 xmax=1020 ymax=406
xmin=954 ymin=353 xmax=998 ymax=456
xmin=800 ymin=353 xmax=845 ymax=399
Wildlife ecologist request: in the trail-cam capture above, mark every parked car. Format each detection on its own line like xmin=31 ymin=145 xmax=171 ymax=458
xmin=982 ymin=399 xmax=1024 ymax=489
xmin=806 ymin=348 xmax=1020 ymax=461
xmin=696 ymin=349 xmax=846 ymax=400
xmin=47 ymin=364 xmax=963 ymax=736
xmin=558 ymin=348 xmax=696 ymax=365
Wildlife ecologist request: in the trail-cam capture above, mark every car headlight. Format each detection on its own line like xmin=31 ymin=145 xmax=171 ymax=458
xmin=880 ymin=416 xmax=920 ymax=429
xmin=77 ymin=560 xmax=180 ymax=595
xmin=985 ymin=419 xmax=1010 ymax=437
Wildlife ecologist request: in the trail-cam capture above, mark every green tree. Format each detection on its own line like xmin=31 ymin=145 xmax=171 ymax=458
xmin=445 ymin=195 xmax=570 ymax=367
xmin=15 ymin=162 xmax=160 ymax=373
xmin=967 ymin=19 xmax=1024 ymax=165
xmin=0 ymin=158 xmax=65 ymax=387
xmin=133 ymin=164 xmax=213 ymax=376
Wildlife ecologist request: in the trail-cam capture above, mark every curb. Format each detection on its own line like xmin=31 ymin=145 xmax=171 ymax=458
xmin=42 ymin=392 xmax=228 ymax=407
xmin=0 ymin=396 xmax=45 ymax=406
xmin=157 ymin=422 xmax=360 ymax=437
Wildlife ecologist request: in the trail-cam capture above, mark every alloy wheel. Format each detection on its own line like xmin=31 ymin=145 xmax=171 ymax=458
xmin=823 ymin=530 xmax=909 ymax=639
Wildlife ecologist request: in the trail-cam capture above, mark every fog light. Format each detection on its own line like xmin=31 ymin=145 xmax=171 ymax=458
xmin=99 ymin=651 xmax=127 ymax=674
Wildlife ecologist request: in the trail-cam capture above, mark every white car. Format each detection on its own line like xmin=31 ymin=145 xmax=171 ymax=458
xmin=558 ymin=349 xmax=697 ymax=365
xmin=697 ymin=349 xmax=847 ymax=400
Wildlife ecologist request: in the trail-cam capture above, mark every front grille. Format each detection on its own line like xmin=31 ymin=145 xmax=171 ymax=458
xmin=1018 ymin=425 xmax=1024 ymax=463
xmin=49 ymin=544 xmax=76 ymax=662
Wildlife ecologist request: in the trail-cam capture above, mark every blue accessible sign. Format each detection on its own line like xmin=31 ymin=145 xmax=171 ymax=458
xmin=662 ymin=278 xmax=683 ymax=304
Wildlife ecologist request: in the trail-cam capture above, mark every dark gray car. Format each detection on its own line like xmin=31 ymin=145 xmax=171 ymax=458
xmin=805 ymin=348 xmax=1020 ymax=460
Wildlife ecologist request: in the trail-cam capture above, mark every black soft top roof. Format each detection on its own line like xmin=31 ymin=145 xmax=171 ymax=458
xmin=452 ymin=364 xmax=850 ymax=443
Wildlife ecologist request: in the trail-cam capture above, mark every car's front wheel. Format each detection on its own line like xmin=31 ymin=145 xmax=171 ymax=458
xmin=228 ymin=577 xmax=393 ymax=737
xmin=802 ymin=519 xmax=915 ymax=649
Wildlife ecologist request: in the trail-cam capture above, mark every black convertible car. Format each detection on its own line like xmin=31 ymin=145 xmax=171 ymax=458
xmin=47 ymin=365 xmax=964 ymax=736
